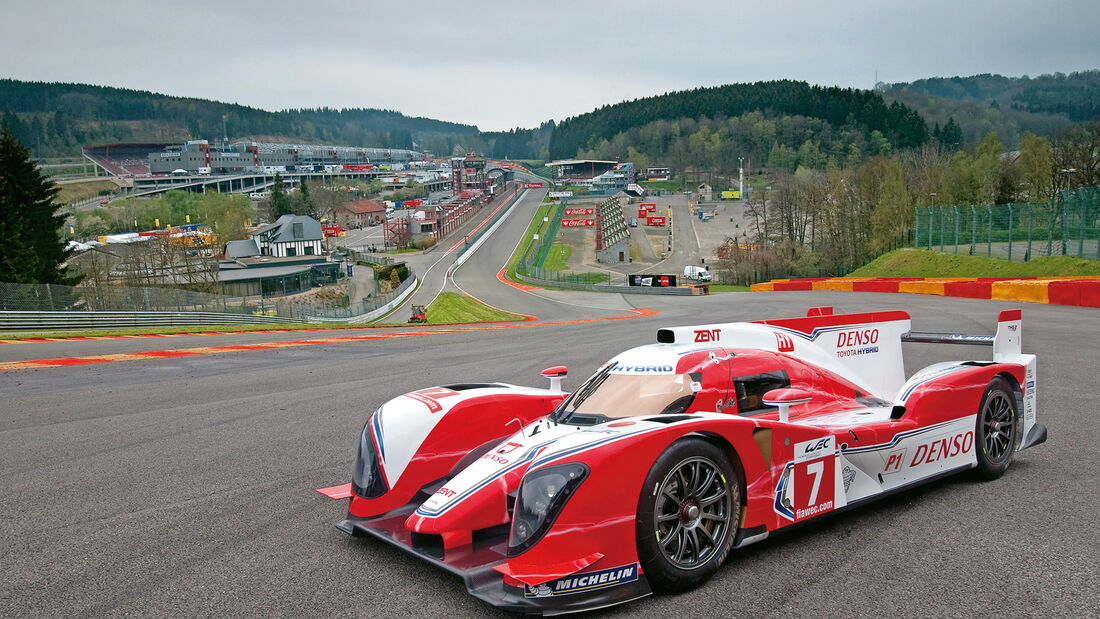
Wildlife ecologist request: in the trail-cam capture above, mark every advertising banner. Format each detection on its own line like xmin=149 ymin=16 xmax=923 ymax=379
xmin=561 ymin=219 xmax=595 ymax=227
xmin=646 ymin=216 xmax=667 ymax=226
xmin=524 ymin=182 xmax=544 ymax=188
xmin=640 ymin=203 xmax=657 ymax=211
xmin=548 ymin=191 xmax=574 ymax=198
xmin=565 ymin=208 xmax=595 ymax=216
xmin=629 ymin=273 xmax=677 ymax=287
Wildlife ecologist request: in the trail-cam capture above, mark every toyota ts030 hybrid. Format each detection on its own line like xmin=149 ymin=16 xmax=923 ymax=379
xmin=323 ymin=308 xmax=1046 ymax=614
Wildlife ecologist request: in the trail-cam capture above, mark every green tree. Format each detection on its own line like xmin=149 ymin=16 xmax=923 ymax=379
xmin=973 ymin=132 xmax=1005 ymax=202
xmin=939 ymin=117 xmax=963 ymax=150
xmin=0 ymin=125 xmax=79 ymax=284
xmin=942 ymin=151 xmax=980 ymax=204
xmin=267 ymin=173 xmax=292 ymax=219
xmin=870 ymin=157 xmax=912 ymax=252
xmin=293 ymin=181 xmax=316 ymax=218
xmin=1018 ymin=132 xmax=1054 ymax=200
xmin=195 ymin=192 xmax=252 ymax=242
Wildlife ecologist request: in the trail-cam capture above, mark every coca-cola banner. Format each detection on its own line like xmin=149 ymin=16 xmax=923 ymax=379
xmin=564 ymin=208 xmax=595 ymax=216
xmin=561 ymin=219 xmax=595 ymax=227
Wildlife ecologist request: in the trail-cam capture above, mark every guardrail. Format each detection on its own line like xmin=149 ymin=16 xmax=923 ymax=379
xmin=452 ymin=187 xmax=526 ymax=262
xmin=0 ymin=310 xmax=305 ymax=331
xmin=512 ymin=269 xmax=698 ymax=295
xmin=299 ymin=270 xmax=416 ymax=321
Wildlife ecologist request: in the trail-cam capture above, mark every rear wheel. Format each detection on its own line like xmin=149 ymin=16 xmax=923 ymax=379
xmin=974 ymin=376 xmax=1018 ymax=480
xmin=636 ymin=438 xmax=739 ymax=594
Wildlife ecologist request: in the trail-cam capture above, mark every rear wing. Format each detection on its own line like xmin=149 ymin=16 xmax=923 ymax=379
xmin=901 ymin=309 xmax=1022 ymax=361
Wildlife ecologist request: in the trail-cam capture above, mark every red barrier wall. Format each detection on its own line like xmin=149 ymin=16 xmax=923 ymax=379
xmin=1047 ymin=280 xmax=1100 ymax=308
xmin=943 ymin=281 xmax=994 ymax=299
xmin=852 ymin=280 xmax=900 ymax=293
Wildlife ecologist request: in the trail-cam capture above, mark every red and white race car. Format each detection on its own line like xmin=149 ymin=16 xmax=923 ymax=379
xmin=324 ymin=308 xmax=1046 ymax=614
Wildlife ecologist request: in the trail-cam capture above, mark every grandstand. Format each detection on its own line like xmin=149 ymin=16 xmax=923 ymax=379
xmin=81 ymin=140 xmax=425 ymax=177
xmin=595 ymin=195 xmax=630 ymax=263
xmin=546 ymin=159 xmax=618 ymax=182
xmin=149 ymin=140 xmax=425 ymax=175
xmin=83 ymin=143 xmax=173 ymax=177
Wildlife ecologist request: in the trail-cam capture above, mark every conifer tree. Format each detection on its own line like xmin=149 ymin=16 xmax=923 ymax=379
xmin=267 ymin=173 xmax=293 ymax=219
xmin=0 ymin=125 xmax=78 ymax=284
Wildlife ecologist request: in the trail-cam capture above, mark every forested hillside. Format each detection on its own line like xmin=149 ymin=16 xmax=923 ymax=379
xmin=0 ymin=79 xmax=478 ymax=158
xmin=884 ymin=71 xmax=1100 ymax=121
xmin=549 ymin=80 xmax=929 ymax=160
xmin=881 ymin=71 xmax=1099 ymax=148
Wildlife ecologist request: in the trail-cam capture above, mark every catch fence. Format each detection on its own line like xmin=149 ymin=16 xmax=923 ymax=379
xmin=913 ymin=186 xmax=1100 ymax=261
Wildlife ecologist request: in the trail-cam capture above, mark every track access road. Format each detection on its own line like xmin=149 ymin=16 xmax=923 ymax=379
xmin=1 ymin=291 xmax=1096 ymax=617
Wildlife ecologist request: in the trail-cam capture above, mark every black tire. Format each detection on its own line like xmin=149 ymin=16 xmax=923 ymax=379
xmin=635 ymin=438 xmax=740 ymax=594
xmin=974 ymin=376 xmax=1019 ymax=480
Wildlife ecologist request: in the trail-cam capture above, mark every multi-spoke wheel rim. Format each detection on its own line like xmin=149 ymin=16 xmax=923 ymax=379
xmin=654 ymin=456 xmax=731 ymax=570
xmin=981 ymin=391 xmax=1015 ymax=462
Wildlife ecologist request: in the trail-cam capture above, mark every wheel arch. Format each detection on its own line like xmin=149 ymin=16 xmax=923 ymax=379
xmin=993 ymin=371 xmax=1025 ymax=453
xmin=995 ymin=370 xmax=1024 ymax=415
xmin=693 ymin=431 xmax=747 ymax=508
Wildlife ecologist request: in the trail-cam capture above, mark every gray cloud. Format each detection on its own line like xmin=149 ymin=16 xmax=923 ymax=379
xmin=1 ymin=0 xmax=1096 ymax=130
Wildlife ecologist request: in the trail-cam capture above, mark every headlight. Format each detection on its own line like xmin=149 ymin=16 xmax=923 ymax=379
xmin=352 ymin=412 xmax=388 ymax=499
xmin=508 ymin=462 xmax=589 ymax=556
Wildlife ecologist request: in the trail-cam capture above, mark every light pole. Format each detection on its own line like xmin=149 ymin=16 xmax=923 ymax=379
xmin=738 ymin=156 xmax=744 ymax=198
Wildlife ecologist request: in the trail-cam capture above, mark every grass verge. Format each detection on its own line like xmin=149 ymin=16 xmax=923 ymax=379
xmin=425 ymin=292 xmax=527 ymax=324
xmin=708 ymin=284 xmax=751 ymax=292
xmin=849 ymin=249 xmax=1100 ymax=278
xmin=57 ymin=180 xmax=117 ymax=204
xmin=542 ymin=243 xmax=572 ymax=271
xmin=503 ymin=200 xmax=558 ymax=281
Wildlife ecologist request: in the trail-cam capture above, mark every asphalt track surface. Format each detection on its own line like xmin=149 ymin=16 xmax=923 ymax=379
xmin=2 ymin=203 xmax=1098 ymax=616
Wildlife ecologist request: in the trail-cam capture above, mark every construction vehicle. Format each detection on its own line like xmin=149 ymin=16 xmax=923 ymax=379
xmin=408 ymin=304 xmax=427 ymax=323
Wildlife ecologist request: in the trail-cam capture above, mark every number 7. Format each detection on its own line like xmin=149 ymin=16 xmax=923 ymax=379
xmin=806 ymin=460 xmax=824 ymax=505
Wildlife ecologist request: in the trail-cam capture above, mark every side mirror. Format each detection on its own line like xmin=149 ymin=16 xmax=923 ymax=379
xmin=541 ymin=366 xmax=567 ymax=394
xmin=762 ymin=388 xmax=813 ymax=423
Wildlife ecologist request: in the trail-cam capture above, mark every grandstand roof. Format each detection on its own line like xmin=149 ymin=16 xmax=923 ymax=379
xmin=546 ymin=159 xmax=618 ymax=167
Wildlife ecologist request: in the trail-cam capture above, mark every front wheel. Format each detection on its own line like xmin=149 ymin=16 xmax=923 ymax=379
xmin=635 ymin=438 xmax=740 ymax=594
xmin=974 ymin=376 xmax=1018 ymax=480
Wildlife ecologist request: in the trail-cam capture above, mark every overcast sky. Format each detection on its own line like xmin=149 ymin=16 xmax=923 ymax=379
xmin=2 ymin=1 xmax=1097 ymax=131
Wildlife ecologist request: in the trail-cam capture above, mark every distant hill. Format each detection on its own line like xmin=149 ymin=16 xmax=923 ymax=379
xmin=880 ymin=71 xmax=1099 ymax=147
xmin=549 ymin=80 xmax=928 ymax=160
xmin=883 ymin=71 xmax=1100 ymax=120
xmin=0 ymin=79 xmax=478 ymax=158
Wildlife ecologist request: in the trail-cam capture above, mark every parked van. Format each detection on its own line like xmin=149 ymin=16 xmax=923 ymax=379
xmin=684 ymin=265 xmax=712 ymax=282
